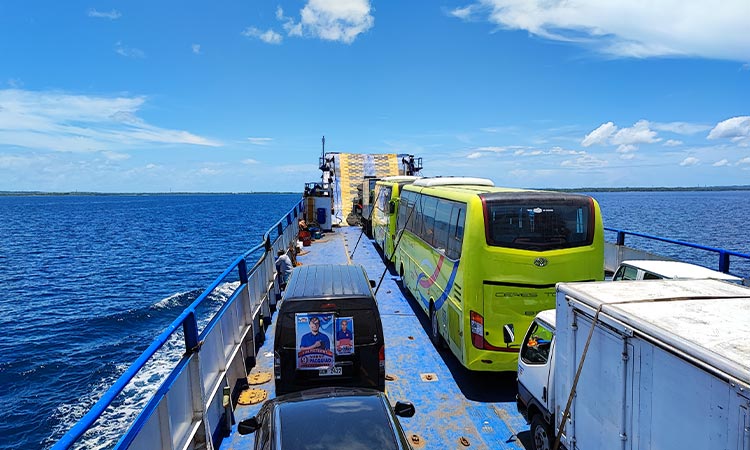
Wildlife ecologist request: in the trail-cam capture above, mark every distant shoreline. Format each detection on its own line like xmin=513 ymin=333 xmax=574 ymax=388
xmin=2 ymin=186 xmax=749 ymax=196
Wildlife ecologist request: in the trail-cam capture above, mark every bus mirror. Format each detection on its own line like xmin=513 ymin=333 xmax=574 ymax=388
xmin=503 ymin=324 xmax=515 ymax=344
xmin=389 ymin=200 xmax=396 ymax=214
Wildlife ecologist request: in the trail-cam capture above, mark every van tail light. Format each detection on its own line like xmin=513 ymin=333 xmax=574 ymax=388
xmin=274 ymin=351 xmax=281 ymax=379
xmin=470 ymin=311 xmax=484 ymax=349
xmin=378 ymin=344 xmax=385 ymax=370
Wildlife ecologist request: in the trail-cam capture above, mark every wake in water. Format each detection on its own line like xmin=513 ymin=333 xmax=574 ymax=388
xmin=46 ymin=282 xmax=240 ymax=449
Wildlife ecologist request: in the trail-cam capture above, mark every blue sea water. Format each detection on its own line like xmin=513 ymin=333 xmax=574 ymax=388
xmin=0 ymin=190 xmax=748 ymax=449
xmin=0 ymin=194 xmax=299 ymax=450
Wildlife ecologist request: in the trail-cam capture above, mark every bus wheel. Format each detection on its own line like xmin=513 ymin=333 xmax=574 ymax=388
xmin=429 ymin=303 xmax=445 ymax=349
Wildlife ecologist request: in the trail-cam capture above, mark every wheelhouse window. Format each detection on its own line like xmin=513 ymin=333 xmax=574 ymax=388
xmin=484 ymin=195 xmax=594 ymax=250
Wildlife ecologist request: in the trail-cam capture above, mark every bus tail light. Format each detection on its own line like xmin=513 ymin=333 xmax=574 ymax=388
xmin=470 ymin=311 xmax=484 ymax=349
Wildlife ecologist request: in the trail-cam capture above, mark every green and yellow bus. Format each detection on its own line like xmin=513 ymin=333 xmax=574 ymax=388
xmin=394 ymin=177 xmax=604 ymax=372
xmin=372 ymin=176 xmax=420 ymax=262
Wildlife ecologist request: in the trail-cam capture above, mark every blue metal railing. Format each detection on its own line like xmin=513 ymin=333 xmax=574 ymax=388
xmin=53 ymin=199 xmax=304 ymax=450
xmin=605 ymin=226 xmax=750 ymax=276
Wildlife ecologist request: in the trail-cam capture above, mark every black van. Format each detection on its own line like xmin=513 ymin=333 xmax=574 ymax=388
xmin=274 ymin=264 xmax=385 ymax=395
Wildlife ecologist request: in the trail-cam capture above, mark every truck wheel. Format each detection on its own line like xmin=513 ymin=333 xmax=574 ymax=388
xmin=531 ymin=415 xmax=553 ymax=450
xmin=429 ymin=304 xmax=445 ymax=349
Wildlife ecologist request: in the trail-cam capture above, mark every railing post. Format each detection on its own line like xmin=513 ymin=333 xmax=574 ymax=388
xmin=238 ymin=258 xmax=248 ymax=284
xmin=183 ymin=311 xmax=200 ymax=354
xmin=719 ymin=251 xmax=730 ymax=273
xmin=616 ymin=231 xmax=625 ymax=246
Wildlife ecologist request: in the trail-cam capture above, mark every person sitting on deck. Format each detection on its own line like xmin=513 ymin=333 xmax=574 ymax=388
xmin=275 ymin=250 xmax=294 ymax=289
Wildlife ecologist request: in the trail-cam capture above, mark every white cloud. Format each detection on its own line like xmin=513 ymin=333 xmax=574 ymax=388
xmin=242 ymin=158 xmax=260 ymax=165
xmin=467 ymin=152 xmax=482 ymax=159
xmin=101 ymin=151 xmax=130 ymax=161
xmin=453 ymin=0 xmax=750 ymax=62
xmin=475 ymin=146 xmax=510 ymax=153
xmin=115 ymin=41 xmax=145 ymax=58
xmin=712 ymin=159 xmax=729 ymax=167
xmin=192 ymin=44 xmax=201 ymax=55
xmin=652 ymin=121 xmax=710 ymax=134
xmin=611 ymin=120 xmax=660 ymax=146
xmin=582 ymin=120 xmax=660 ymax=153
xmin=450 ymin=6 xmax=475 ymax=20
xmin=280 ymin=0 xmax=374 ymax=44
xmin=88 ymin=9 xmax=121 ymax=20
xmin=738 ymin=157 xmax=750 ymax=166
xmin=560 ymin=154 xmax=608 ymax=168
xmin=663 ymin=139 xmax=682 ymax=147
xmin=7 ymin=79 xmax=23 ymax=88
xmin=0 ymin=89 xmax=221 ymax=152
xmin=581 ymin=122 xmax=616 ymax=147
xmin=680 ymin=157 xmax=699 ymax=166
xmin=708 ymin=116 xmax=750 ymax=146
xmin=247 ymin=137 xmax=273 ymax=145
xmin=198 ymin=167 xmax=221 ymax=176
xmin=619 ymin=153 xmax=635 ymax=160
xmin=242 ymin=27 xmax=283 ymax=44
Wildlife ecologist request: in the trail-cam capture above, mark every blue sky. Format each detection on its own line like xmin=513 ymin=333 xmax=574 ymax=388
xmin=1 ymin=0 xmax=748 ymax=192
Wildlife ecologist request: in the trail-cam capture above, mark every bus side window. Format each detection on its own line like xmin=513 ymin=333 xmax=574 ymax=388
xmin=421 ymin=196 xmax=438 ymax=246
xmin=434 ymin=200 xmax=451 ymax=252
xmin=447 ymin=204 xmax=466 ymax=259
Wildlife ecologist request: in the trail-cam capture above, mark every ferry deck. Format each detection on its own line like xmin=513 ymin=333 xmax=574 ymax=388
xmin=220 ymin=226 xmax=530 ymax=450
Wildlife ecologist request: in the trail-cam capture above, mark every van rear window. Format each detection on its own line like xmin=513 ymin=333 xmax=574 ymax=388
xmin=278 ymin=307 xmax=380 ymax=349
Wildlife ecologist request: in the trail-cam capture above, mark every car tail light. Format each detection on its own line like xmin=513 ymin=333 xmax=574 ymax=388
xmin=470 ymin=311 xmax=484 ymax=349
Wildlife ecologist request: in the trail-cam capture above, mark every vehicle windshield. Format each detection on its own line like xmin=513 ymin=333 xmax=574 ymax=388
xmin=278 ymin=395 xmax=400 ymax=449
xmin=484 ymin=196 xmax=594 ymax=250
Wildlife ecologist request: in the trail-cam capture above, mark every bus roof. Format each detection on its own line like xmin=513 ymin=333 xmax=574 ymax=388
xmin=412 ymin=177 xmax=494 ymax=187
xmin=379 ymin=175 xmax=421 ymax=183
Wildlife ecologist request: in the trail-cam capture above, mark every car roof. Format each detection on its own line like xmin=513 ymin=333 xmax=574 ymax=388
xmin=284 ymin=264 xmax=374 ymax=300
xmin=267 ymin=387 xmax=405 ymax=450
xmin=620 ymin=260 xmax=741 ymax=281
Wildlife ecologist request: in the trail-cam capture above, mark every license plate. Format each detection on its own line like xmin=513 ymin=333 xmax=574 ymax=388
xmin=318 ymin=366 xmax=342 ymax=376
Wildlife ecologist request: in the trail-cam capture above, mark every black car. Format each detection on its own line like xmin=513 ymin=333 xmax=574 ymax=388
xmin=237 ymin=387 xmax=415 ymax=449
xmin=274 ymin=264 xmax=386 ymax=394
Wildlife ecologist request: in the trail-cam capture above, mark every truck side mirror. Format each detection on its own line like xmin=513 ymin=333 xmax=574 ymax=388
xmin=503 ymin=324 xmax=515 ymax=344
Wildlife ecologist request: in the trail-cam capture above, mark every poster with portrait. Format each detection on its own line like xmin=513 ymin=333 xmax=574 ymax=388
xmin=295 ymin=313 xmax=334 ymax=370
xmin=335 ymin=317 xmax=354 ymax=355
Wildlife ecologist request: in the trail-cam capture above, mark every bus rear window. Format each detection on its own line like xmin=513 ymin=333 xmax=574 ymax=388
xmin=484 ymin=198 xmax=593 ymax=250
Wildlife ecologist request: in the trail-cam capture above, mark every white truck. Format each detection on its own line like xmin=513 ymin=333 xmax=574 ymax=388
xmin=517 ymin=279 xmax=750 ymax=450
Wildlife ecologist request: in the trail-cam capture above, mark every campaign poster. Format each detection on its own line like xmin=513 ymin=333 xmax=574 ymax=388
xmin=295 ymin=313 xmax=334 ymax=370
xmin=335 ymin=317 xmax=354 ymax=355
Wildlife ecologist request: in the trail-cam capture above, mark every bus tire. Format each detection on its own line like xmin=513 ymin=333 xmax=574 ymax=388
xmin=530 ymin=414 xmax=553 ymax=450
xmin=429 ymin=303 xmax=445 ymax=349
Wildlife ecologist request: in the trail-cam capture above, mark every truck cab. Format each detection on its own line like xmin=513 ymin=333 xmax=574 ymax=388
xmin=517 ymin=309 xmax=556 ymax=450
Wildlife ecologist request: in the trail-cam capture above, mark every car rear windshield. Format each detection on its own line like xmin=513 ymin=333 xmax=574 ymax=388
xmin=484 ymin=196 xmax=594 ymax=250
xmin=278 ymin=396 xmax=399 ymax=449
